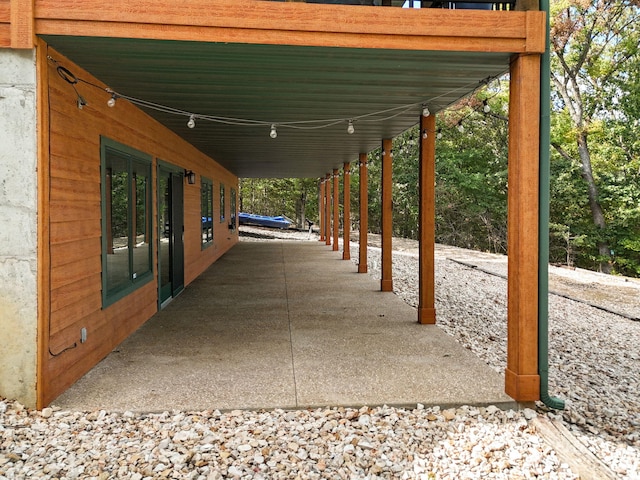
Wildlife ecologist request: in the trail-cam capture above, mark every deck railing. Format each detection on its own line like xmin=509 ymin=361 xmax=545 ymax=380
xmin=259 ymin=0 xmax=522 ymax=10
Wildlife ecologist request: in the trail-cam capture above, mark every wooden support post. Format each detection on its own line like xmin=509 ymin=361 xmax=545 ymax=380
xmin=381 ymin=139 xmax=393 ymax=292
xmin=319 ymin=179 xmax=325 ymax=242
xmin=418 ymin=114 xmax=436 ymax=324
xmin=505 ymin=53 xmax=541 ymax=402
xmin=325 ymin=173 xmax=331 ymax=246
xmin=358 ymin=153 xmax=368 ymax=274
xmin=342 ymin=162 xmax=351 ymax=260
xmin=332 ymin=168 xmax=339 ymax=251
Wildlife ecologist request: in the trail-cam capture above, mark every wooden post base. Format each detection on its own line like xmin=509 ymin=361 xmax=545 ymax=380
xmin=358 ymin=263 xmax=367 ymax=273
xmin=418 ymin=307 xmax=436 ymax=324
xmin=505 ymin=368 xmax=540 ymax=402
xmin=380 ymin=279 xmax=393 ymax=292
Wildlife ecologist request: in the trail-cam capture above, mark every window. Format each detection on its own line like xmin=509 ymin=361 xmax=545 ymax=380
xmin=201 ymin=177 xmax=213 ymax=247
xmin=220 ymin=183 xmax=226 ymax=223
xmin=230 ymin=187 xmax=237 ymax=231
xmin=101 ymin=138 xmax=153 ymax=307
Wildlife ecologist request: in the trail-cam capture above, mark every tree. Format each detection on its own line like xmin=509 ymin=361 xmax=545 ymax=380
xmin=239 ymin=178 xmax=318 ymax=228
xmin=550 ymin=0 xmax=640 ymax=272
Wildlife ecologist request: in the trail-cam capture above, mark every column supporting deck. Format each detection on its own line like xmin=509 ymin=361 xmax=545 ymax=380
xmin=342 ymin=162 xmax=351 ymax=260
xmin=325 ymin=173 xmax=331 ymax=246
xmin=319 ymin=178 xmax=325 ymax=242
xmin=358 ymin=153 xmax=368 ymax=274
xmin=505 ymin=53 xmax=542 ymax=402
xmin=381 ymin=139 xmax=393 ymax=292
xmin=418 ymin=114 xmax=436 ymax=324
xmin=332 ymin=168 xmax=339 ymax=251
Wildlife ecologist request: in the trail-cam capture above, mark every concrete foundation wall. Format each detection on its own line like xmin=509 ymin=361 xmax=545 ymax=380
xmin=0 ymin=49 xmax=38 ymax=407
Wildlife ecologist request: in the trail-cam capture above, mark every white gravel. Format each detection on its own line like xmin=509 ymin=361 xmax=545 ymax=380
xmin=1 ymin=402 xmax=576 ymax=479
xmin=349 ymin=238 xmax=640 ymax=479
xmin=0 ymin=227 xmax=638 ymax=479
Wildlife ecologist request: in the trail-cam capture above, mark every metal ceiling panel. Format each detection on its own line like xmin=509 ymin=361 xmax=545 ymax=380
xmin=42 ymin=36 xmax=511 ymax=177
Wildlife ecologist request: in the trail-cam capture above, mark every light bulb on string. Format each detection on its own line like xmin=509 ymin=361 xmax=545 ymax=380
xmin=422 ymin=105 xmax=430 ymax=117
xmin=422 ymin=129 xmax=428 ymax=139
xmin=457 ymin=122 xmax=465 ymax=133
xmin=187 ymin=115 xmax=196 ymax=129
xmin=270 ymin=124 xmax=278 ymax=139
xmin=408 ymin=135 xmax=415 ymax=146
xmin=436 ymin=129 xmax=443 ymax=140
xmin=107 ymin=94 xmax=117 ymax=108
xmin=347 ymin=120 xmax=355 ymax=135
xmin=483 ymin=100 xmax=491 ymax=113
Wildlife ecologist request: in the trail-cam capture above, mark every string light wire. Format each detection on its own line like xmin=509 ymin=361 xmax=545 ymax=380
xmin=47 ymin=55 xmax=502 ymax=134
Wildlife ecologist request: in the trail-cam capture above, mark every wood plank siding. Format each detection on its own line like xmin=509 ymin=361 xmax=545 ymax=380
xmin=0 ymin=0 xmax=9 ymax=47
xmin=40 ymin=45 xmax=238 ymax=406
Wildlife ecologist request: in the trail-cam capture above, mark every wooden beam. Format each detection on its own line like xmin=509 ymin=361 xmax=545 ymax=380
xmin=325 ymin=173 xmax=331 ymax=246
xmin=418 ymin=114 xmax=436 ymax=325
xmin=10 ymin=0 xmax=34 ymax=48
xmin=33 ymin=1 xmax=545 ymax=54
xmin=381 ymin=139 xmax=393 ymax=292
xmin=358 ymin=153 xmax=368 ymax=274
xmin=332 ymin=168 xmax=339 ymax=252
xmin=505 ymin=53 xmax=541 ymax=402
xmin=318 ymin=178 xmax=325 ymax=242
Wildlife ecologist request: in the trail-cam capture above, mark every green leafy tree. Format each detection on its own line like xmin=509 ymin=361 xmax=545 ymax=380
xmin=550 ymin=0 xmax=640 ymax=272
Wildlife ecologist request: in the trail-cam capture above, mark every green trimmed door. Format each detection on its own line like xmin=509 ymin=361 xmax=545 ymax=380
xmin=158 ymin=166 xmax=184 ymax=307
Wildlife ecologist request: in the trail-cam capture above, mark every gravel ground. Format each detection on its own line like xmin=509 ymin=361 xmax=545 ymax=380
xmin=0 ymin=226 xmax=638 ymax=479
xmin=347 ymin=236 xmax=640 ymax=479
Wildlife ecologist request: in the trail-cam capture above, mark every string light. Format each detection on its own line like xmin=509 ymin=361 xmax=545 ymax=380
xmin=457 ymin=122 xmax=465 ymax=133
xmin=46 ymin=56 xmax=503 ymax=139
xmin=437 ymin=129 xmax=443 ymax=139
xmin=347 ymin=120 xmax=355 ymax=135
xmin=422 ymin=129 xmax=428 ymax=139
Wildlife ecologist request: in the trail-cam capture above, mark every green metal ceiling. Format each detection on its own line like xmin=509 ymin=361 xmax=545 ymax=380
xmin=42 ymin=36 xmax=511 ymax=178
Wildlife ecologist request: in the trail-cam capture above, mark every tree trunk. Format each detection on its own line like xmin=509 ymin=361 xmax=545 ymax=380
xmin=577 ymin=131 xmax=612 ymax=273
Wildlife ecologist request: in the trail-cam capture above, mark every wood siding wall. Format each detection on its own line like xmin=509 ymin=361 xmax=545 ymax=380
xmin=40 ymin=44 xmax=238 ymax=406
xmin=0 ymin=0 xmax=9 ymax=46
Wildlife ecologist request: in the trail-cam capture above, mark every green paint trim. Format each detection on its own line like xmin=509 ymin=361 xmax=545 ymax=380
xmin=100 ymin=136 xmax=154 ymax=309
xmin=538 ymin=0 xmax=565 ymax=410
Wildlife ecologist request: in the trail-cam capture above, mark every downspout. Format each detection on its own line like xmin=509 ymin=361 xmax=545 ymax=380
xmin=539 ymin=0 xmax=565 ymax=410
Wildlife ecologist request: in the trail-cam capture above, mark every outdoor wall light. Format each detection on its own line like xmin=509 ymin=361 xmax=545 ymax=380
xmin=185 ymin=170 xmax=196 ymax=185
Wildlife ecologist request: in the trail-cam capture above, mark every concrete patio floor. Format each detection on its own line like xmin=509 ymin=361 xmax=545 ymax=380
xmin=53 ymin=241 xmax=516 ymax=412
